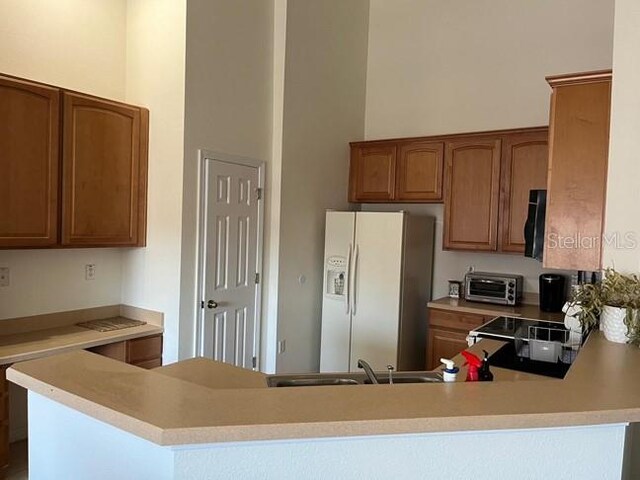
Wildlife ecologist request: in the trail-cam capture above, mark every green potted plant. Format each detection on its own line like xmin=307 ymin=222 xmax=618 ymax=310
xmin=569 ymin=269 xmax=640 ymax=346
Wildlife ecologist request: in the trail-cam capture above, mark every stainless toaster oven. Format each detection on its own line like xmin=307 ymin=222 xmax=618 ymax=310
xmin=464 ymin=272 xmax=524 ymax=306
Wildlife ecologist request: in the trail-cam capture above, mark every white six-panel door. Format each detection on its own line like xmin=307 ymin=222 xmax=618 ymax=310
xmin=349 ymin=212 xmax=404 ymax=372
xmin=200 ymin=158 xmax=260 ymax=369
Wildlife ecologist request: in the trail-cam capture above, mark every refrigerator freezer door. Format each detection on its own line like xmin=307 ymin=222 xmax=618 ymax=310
xmin=349 ymin=212 xmax=404 ymax=372
xmin=320 ymin=211 xmax=356 ymax=372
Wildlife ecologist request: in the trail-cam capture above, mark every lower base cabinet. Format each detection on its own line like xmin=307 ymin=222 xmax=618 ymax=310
xmin=426 ymin=309 xmax=488 ymax=370
xmin=427 ymin=328 xmax=470 ymax=371
xmin=0 ymin=334 xmax=162 ymax=471
xmin=88 ymin=334 xmax=163 ymax=368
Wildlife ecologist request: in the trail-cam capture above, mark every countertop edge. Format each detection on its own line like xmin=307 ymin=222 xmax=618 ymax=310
xmin=7 ymin=366 xmax=166 ymax=445
xmin=158 ymin=412 xmax=640 ymax=446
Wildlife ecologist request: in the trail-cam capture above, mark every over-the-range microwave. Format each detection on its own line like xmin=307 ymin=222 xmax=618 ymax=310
xmin=464 ymin=272 xmax=524 ymax=306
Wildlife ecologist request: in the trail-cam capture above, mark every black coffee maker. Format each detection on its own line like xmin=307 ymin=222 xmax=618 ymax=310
xmin=539 ymin=274 xmax=566 ymax=312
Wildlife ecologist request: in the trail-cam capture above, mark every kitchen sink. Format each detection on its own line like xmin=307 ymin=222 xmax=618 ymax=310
xmin=267 ymin=371 xmax=443 ymax=387
xmin=269 ymin=378 xmax=360 ymax=388
xmin=363 ymin=373 xmax=443 ymax=384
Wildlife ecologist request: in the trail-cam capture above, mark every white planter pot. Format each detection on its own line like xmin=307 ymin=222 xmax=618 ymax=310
xmin=601 ymin=306 xmax=629 ymax=343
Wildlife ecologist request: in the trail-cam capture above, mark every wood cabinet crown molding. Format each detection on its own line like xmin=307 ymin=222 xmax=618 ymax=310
xmin=546 ymin=69 xmax=612 ymax=88
xmin=350 ymin=126 xmax=549 ymax=149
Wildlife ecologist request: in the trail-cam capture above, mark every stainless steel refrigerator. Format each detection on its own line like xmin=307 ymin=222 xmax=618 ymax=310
xmin=319 ymin=211 xmax=435 ymax=372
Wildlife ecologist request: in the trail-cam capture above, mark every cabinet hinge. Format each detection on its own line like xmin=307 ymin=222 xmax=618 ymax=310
xmin=255 ymin=188 xmax=262 ymax=200
xmin=252 ymin=356 xmax=257 ymax=369
xmin=255 ymin=273 xmax=260 ymax=284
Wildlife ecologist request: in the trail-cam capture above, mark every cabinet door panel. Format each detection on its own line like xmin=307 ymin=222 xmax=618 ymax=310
xmin=87 ymin=341 xmax=127 ymax=362
xmin=444 ymin=139 xmax=501 ymax=251
xmin=127 ymin=334 xmax=163 ymax=364
xmin=62 ymin=92 xmax=147 ymax=246
xmin=427 ymin=328 xmax=469 ymax=370
xmin=544 ymin=76 xmax=611 ymax=270
xmin=349 ymin=144 xmax=396 ymax=202
xmin=0 ymin=76 xmax=59 ymax=247
xmin=499 ymin=131 xmax=549 ymax=253
xmin=396 ymin=141 xmax=444 ymax=201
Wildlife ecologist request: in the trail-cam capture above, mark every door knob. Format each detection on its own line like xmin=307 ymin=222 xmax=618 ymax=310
xmin=207 ymin=300 xmax=218 ymax=309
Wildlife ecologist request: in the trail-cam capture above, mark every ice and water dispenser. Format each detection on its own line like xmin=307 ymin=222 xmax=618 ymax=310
xmin=325 ymin=256 xmax=346 ymax=297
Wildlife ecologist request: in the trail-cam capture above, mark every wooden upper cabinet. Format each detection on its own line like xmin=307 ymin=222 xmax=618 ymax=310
xmin=543 ymin=71 xmax=611 ymax=271
xmin=349 ymin=144 xmax=397 ymax=202
xmin=444 ymin=138 xmax=501 ymax=251
xmin=61 ymin=92 xmax=148 ymax=246
xmin=0 ymin=76 xmax=60 ymax=247
xmin=396 ymin=141 xmax=444 ymax=201
xmin=498 ymin=129 xmax=549 ymax=253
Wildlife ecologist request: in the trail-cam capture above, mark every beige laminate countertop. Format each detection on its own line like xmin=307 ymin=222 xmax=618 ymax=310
xmin=154 ymin=357 xmax=268 ymax=389
xmin=7 ymin=332 xmax=640 ymax=446
xmin=428 ymin=297 xmax=566 ymax=322
xmin=0 ymin=319 xmax=163 ymax=365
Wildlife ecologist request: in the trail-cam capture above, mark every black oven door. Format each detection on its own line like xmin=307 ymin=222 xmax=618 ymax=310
xmin=468 ymin=279 xmax=507 ymax=300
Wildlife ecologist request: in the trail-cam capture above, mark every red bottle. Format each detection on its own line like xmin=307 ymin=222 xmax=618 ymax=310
xmin=461 ymin=351 xmax=482 ymax=382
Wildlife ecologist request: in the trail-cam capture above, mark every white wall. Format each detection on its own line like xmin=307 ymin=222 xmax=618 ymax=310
xmin=273 ymin=0 xmax=370 ymax=373
xmin=605 ymin=1 xmax=640 ymax=472
xmin=121 ymin=0 xmax=187 ymax=364
xmin=28 ymin=391 xmax=631 ymax=480
xmin=603 ymin=0 xmax=640 ymax=274
xmin=178 ymin=0 xmax=274 ymax=360
xmin=364 ymin=0 xmax=615 ymax=296
xmin=0 ymin=0 xmax=128 ymax=320
xmin=365 ymin=0 xmax=615 ymax=139
xmin=262 ymin=0 xmax=288 ymax=373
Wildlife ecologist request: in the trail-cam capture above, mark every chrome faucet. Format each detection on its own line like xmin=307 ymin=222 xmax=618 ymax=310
xmin=386 ymin=364 xmax=394 ymax=384
xmin=357 ymin=359 xmax=379 ymax=384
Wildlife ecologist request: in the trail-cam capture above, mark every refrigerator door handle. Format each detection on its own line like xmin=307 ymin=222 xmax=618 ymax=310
xmin=352 ymin=244 xmax=359 ymax=315
xmin=345 ymin=244 xmax=352 ymax=314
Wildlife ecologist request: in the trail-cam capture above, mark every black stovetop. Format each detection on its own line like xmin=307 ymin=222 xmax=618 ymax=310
xmin=470 ymin=316 xmax=578 ymax=379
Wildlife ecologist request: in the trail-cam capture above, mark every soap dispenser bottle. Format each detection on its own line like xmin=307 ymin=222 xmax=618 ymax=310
xmin=440 ymin=358 xmax=459 ymax=382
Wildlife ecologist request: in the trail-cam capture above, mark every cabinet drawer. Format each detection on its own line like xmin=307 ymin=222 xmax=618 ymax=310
xmin=131 ymin=358 xmax=162 ymax=370
xmin=127 ymin=335 xmax=162 ymax=363
xmin=429 ymin=308 xmax=486 ymax=331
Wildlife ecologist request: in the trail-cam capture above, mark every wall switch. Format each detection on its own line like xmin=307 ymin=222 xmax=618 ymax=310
xmin=277 ymin=340 xmax=286 ymax=354
xmin=0 ymin=268 xmax=9 ymax=287
xmin=85 ymin=264 xmax=96 ymax=281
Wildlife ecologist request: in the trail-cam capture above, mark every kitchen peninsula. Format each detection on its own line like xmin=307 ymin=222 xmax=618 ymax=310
xmin=8 ymin=331 xmax=640 ymax=479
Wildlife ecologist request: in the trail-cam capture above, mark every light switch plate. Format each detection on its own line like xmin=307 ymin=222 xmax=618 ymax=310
xmin=0 ymin=268 xmax=9 ymax=287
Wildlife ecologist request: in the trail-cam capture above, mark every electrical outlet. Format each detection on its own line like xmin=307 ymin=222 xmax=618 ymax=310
xmin=0 ymin=268 xmax=9 ymax=287
xmin=85 ymin=264 xmax=96 ymax=281
xmin=277 ymin=340 xmax=286 ymax=354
